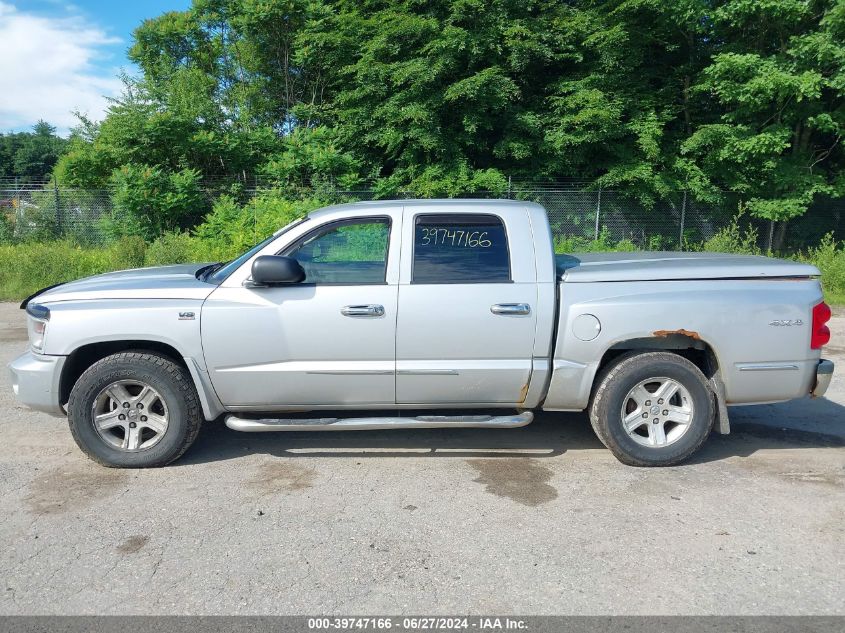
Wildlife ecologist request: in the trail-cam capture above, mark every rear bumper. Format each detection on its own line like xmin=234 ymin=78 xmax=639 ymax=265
xmin=8 ymin=350 xmax=66 ymax=417
xmin=812 ymin=359 xmax=834 ymax=398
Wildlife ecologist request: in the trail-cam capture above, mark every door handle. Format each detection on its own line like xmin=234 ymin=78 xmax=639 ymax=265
xmin=491 ymin=303 xmax=531 ymax=316
xmin=341 ymin=304 xmax=385 ymax=317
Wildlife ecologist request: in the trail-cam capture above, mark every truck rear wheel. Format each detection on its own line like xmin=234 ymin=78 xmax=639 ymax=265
xmin=67 ymin=352 xmax=203 ymax=468
xmin=589 ymin=351 xmax=715 ymax=466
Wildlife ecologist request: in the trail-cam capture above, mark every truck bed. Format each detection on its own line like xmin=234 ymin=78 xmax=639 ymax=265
xmin=556 ymin=252 xmax=819 ymax=282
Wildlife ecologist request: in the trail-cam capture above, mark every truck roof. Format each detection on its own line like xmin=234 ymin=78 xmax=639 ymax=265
xmin=308 ymin=198 xmax=545 ymax=219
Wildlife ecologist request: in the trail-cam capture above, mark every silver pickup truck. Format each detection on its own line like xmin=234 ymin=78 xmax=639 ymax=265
xmin=10 ymin=199 xmax=835 ymax=468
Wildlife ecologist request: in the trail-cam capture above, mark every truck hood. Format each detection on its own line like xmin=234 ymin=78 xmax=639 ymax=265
xmin=28 ymin=263 xmax=217 ymax=304
xmin=557 ymin=251 xmax=820 ymax=283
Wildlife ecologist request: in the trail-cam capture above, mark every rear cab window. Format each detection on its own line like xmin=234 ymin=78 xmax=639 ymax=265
xmin=412 ymin=214 xmax=511 ymax=284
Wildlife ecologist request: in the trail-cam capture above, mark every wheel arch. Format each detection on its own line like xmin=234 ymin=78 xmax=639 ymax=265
xmin=598 ymin=332 xmax=721 ymax=380
xmin=595 ymin=332 xmax=729 ymax=434
xmin=60 ymin=340 xmax=225 ymax=421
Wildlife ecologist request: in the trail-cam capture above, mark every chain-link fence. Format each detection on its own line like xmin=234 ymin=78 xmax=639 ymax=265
xmin=1 ymin=180 xmax=844 ymax=252
xmin=0 ymin=182 xmax=113 ymax=245
xmin=507 ymin=184 xmax=845 ymax=252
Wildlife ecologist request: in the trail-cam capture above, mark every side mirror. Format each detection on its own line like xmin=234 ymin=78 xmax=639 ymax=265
xmin=250 ymin=255 xmax=305 ymax=286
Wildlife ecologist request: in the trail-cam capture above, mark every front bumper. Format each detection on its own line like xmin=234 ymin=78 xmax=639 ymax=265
xmin=812 ymin=359 xmax=834 ymax=398
xmin=8 ymin=350 xmax=66 ymax=417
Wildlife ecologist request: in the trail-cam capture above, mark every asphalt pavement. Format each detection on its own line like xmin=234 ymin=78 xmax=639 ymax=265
xmin=0 ymin=302 xmax=842 ymax=615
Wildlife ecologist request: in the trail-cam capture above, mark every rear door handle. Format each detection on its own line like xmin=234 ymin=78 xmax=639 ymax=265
xmin=341 ymin=304 xmax=385 ymax=317
xmin=491 ymin=303 xmax=531 ymax=316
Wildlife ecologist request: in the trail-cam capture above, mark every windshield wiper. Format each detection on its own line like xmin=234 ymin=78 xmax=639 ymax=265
xmin=197 ymin=262 xmax=226 ymax=282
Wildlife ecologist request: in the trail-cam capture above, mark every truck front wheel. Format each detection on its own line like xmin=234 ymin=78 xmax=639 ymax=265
xmin=67 ymin=352 xmax=203 ymax=468
xmin=589 ymin=351 xmax=715 ymax=466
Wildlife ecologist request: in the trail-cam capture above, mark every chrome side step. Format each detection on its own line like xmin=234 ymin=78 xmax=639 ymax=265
xmin=225 ymin=411 xmax=534 ymax=432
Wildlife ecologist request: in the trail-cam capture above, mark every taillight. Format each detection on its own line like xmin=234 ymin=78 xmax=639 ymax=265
xmin=811 ymin=301 xmax=832 ymax=349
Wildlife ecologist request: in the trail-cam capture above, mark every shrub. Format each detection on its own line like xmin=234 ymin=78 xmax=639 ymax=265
xmin=113 ymin=236 xmax=147 ymax=270
xmin=701 ymin=214 xmax=762 ymax=255
xmin=0 ymin=212 xmax=13 ymax=243
xmin=144 ymin=232 xmax=196 ymax=266
xmin=105 ymin=164 xmax=207 ymax=241
xmin=193 ymin=192 xmax=326 ymax=256
xmin=259 ymin=126 xmax=363 ymax=192
xmin=800 ymin=233 xmax=845 ymax=304
xmin=405 ymin=163 xmax=509 ymax=198
xmin=554 ymin=227 xmax=638 ymax=254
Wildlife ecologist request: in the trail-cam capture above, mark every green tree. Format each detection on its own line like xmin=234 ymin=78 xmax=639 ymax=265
xmin=308 ymin=0 xmax=563 ymax=193
xmin=53 ymin=0 xmax=845 ymax=238
xmin=681 ymin=0 xmax=845 ymax=247
xmin=0 ymin=121 xmax=68 ymax=182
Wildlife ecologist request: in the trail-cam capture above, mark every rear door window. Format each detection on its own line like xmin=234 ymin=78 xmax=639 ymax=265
xmin=412 ymin=214 xmax=511 ymax=284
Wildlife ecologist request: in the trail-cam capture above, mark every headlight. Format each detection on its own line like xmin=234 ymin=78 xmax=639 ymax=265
xmin=25 ymin=303 xmax=50 ymax=352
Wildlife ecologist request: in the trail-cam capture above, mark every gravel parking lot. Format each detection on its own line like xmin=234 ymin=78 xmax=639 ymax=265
xmin=0 ymin=301 xmax=843 ymax=615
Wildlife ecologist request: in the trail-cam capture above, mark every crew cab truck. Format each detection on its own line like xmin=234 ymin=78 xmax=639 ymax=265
xmin=10 ymin=200 xmax=835 ymax=468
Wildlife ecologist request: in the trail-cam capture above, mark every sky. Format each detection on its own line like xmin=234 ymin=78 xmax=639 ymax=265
xmin=0 ymin=0 xmax=191 ymax=136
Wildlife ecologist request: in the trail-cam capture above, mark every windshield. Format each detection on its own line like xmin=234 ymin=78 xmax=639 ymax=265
xmin=204 ymin=217 xmax=308 ymax=285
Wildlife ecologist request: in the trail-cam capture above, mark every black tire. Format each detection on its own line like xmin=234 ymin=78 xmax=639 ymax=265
xmin=589 ymin=351 xmax=715 ymax=467
xmin=67 ymin=352 xmax=203 ymax=468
